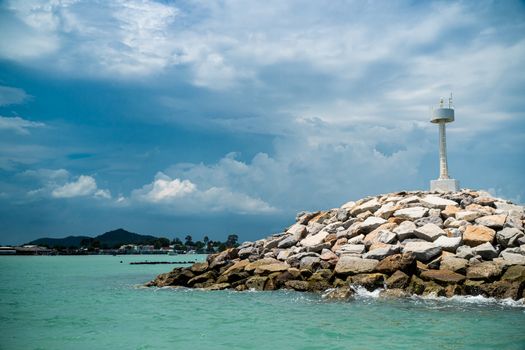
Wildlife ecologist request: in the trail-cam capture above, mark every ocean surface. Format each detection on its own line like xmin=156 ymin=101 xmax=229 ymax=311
xmin=1 ymin=255 xmax=525 ymax=350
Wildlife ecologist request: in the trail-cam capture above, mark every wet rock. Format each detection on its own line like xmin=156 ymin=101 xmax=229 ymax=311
xmin=204 ymin=283 xmax=230 ymax=291
xmin=379 ymin=288 xmax=409 ymax=298
xmin=440 ymin=257 xmax=468 ymax=274
xmin=422 ymin=282 xmax=446 ymax=297
xmin=323 ymin=286 xmax=355 ymax=300
xmin=420 ymin=269 xmax=466 ymax=285
xmin=284 ymin=280 xmax=309 ymax=291
xmin=350 ymin=273 xmax=386 ymax=291
xmin=479 ymin=280 xmax=522 ymax=300
xmin=334 ymin=256 xmax=379 ymax=275
xmin=402 ymin=242 xmax=442 ymax=262
xmin=375 ymin=253 xmax=416 ymax=275
xmin=246 ymin=276 xmax=269 ymax=290
xmin=466 ymin=261 xmax=503 ymax=280
xmin=407 ymin=275 xmax=427 ymax=295
xmin=386 ymin=270 xmax=410 ymax=289
xmin=190 ymin=262 xmax=209 ymax=273
xmin=501 ymin=265 xmax=525 ymax=283
xmin=188 ymin=271 xmax=216 ymax=286
xmin=254 ymin=263 xmax=290 ymax=275
xmin=463 ymin=225 xmax=496 ymax=247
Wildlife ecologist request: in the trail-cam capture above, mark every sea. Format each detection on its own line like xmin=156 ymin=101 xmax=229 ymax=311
xmin=1 ymin=255 xmax=525 ymax=350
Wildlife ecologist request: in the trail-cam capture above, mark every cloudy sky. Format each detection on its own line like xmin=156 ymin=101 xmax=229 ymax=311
xmin=1 ymin=0 xmax=524 ymax=244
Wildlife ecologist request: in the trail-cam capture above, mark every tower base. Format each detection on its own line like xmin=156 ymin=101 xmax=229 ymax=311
xmin=430 ymin=179 xmax=459 ymax=192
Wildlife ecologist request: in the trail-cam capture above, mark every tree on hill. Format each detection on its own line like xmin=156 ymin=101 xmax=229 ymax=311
xmin=226 ymin=234 xmax=239 ymax=248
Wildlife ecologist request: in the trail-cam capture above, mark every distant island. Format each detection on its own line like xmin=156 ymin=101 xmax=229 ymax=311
xmin=0 ymin=228 xmax=239 ymax=255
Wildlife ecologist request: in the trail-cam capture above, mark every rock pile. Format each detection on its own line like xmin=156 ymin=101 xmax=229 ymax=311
xmin=147 ymin=190 xmax=525 ymax=300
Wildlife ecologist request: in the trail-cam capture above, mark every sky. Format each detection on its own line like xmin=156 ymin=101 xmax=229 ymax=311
xmin=0 ymin=0 xmax=524 ymax=245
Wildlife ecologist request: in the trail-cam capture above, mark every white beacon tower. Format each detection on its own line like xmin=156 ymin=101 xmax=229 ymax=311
xmin=430 ymin=94 xmax=459 ymax=192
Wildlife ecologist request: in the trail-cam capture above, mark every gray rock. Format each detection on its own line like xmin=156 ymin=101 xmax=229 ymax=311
xmin=393 ymin=207 xmax=429 ymax=220
xmin=497 ymin=227 xmax=524 ymax=248
xmin=306 ymin=242 xmax=331 ymax=253
xmin=374 ymin=202 xmax=397 ymax=219
xmin=334 ymin=256 xmax=379 ymax=275
xmin=501 ymin=252 xmax=525 ymax=265
xmin=393 ymin=221 xmax=417 ymax=240
xmin=456 ymin=245 xmax=475 ymax=259
xmin=300 ymin=256 xmax=321 ymax=270
xmin=286 ymin=252 xmax=320 ymax=267
xmin=307 ymin=222 xmax=325 ymax=236
xmin=276 ymin=249 xmax=293 ymax=261
xmin=414 ymin=216 xmax=443 ymax=227
xmin=278 ymin=235 xmax=298 ymax=249
xmin=433 ymin=236 xmax=462 ymax=252
xmin=402 ymin=242 xmax=442 ymax=262
xmin=239 ymin=246 xmax=258 ymax=259
xmin=473 ymin=242 xmax=499 ymax=260
xmin=414 ymin=223 xmax=446 ymax=242
xmin=363 ymin=245 xmax=400 ymax=260
xmin=336 ymin=208 xmax=349 ymax=221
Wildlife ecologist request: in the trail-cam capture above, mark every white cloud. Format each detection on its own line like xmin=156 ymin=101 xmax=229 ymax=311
xmin=51 ymin=175 xmax=98 ymax=198
xmin=0 ymin=86 xmax=30 ymax=106
xmin=131 ymin=171 xmax=276 ymax=214
xmin=22 ymin=171 xmax=111 ymax=200
xmin=133 ymin=172 xmax=196 ymax=202
xmin=0 ymin=116 xmax=45 ymax=135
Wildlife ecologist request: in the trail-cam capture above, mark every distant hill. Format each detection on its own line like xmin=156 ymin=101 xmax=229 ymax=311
xmin=28 ymin=228 xmax=160 ymax=249
xmin=29 ymin=235 xmax=91 ymax=248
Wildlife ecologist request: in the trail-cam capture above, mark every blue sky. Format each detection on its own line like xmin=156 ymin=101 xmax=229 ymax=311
xmin=1 ymin=0 xmax=524 ymax=244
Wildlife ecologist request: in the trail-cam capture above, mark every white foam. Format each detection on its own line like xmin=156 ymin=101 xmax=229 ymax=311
xmin=351 ymin=285 xmax=383 ymax=298
xmin=412 ymin=293 xmax=525 ymax=308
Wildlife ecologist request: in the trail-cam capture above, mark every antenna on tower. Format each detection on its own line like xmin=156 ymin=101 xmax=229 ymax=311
xmin=448 ymin=93 xmax=453 ymax=108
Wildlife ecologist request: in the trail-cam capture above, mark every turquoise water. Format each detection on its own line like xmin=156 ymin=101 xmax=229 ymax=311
xmin=1 ymin=255 xmax=525 ymax=350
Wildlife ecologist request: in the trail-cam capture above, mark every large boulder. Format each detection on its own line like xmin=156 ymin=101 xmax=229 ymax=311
xmin=463 ymin=225 xmax=496 ymax=247
xmin=420 ymin=269 xmax=466 ymax=285
xmin=254 ymin=262 xmax=290 ymax=275
xmin=475 ymin=214 xmax=507 ymax=229
xmin=385 ymin=270 xmax=410 ymax=289
xmin=336 ymin=244 xmax=365 ymax=255
xmin=334 ymin=256 xmax=379 ymax=275
xmin=472 ymin=242 xmax=498 ymax=260
xmin=501 ymin=265 xmax=525 ymax=283
xmin=414 ymin=223 xmax=445 ymax=242
xmin=500 ymin=251 xmax=525 ymax=265
xmin=466 ymin=262 xmax=503 ymax=280
xmin=402 ymin=242 xmax=442 ymax=262
xmin=496 ymin=227 xmax=524 ymax=248
xmin=350 ymin=273 xmax=386 ymax=291
xmin=375 ymin=253 xmax=416 ymax=275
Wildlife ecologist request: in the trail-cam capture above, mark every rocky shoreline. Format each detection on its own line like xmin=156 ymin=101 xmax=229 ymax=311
xmin=146 ymin=190 xmax=525 ymax=301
